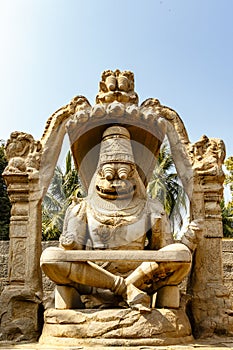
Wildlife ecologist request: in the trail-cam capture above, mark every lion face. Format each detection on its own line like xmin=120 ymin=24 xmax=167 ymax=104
xmin=95 ymin=162 xmax=137 ymax=200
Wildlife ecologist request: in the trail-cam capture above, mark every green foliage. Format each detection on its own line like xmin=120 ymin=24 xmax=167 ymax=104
xmin=0 ymin=143 xmax=11 ymax=240
xmin=222 ymin=156 xmax=233 ymax=238
xmin=225 ymin=156 xmax=233 ymax=192
xmin=147 ymin=143 xmax=187 ymax=232
xmin=221 ymin=200 xmax=233 ymax=238
xmin=42 ymin=151 xmax=84 ymax=241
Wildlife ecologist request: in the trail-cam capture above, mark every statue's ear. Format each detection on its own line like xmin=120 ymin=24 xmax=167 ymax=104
xmin=99 ymin=81 xmax=107 ymax=92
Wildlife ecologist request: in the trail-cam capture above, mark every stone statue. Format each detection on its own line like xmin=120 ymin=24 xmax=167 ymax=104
xmin=96 ymin=69 xmax=138 ymax=104
xmin=41 ymin=125 xmax=192 ymax=312
xmin=4 ymin=131 xmax=42 ymax=175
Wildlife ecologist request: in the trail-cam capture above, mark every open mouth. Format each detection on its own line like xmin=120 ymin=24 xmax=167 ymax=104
xmin=96 ymin=185 xmax=136 ymax=199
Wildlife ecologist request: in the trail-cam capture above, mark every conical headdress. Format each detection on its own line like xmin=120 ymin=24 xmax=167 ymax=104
xmin=98 ymin=126 xmax=135 ymax=167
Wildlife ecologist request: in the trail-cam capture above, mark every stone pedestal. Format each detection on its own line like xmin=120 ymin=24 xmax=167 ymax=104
xmin=40 ymin=308 xmax=193 ymax=347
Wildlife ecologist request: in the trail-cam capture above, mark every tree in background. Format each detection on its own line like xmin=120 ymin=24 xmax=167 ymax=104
xmin=147 ymin=143 xmax=187 ymax=234
xmin=42 ymin=151 xmax=85 ymax=240
xmin=222 ymin=156 xmax=233 ymax=238
xmin=0 ymin=142 xmax=11 ymax=240
xmin=225 ymin=156 xmax=233 ymax=193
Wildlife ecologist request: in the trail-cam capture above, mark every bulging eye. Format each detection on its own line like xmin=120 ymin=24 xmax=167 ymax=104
xmin=117 ymin=164 xmax=131 ymax=180
xmin=102 ymin=164 xmax=115 ymax=180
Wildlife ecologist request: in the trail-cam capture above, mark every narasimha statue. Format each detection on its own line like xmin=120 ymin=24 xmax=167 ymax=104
xmin=41 ymin=125 xmax=193 ymax=312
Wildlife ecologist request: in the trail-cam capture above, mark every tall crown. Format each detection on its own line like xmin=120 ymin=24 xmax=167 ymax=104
xmin=98 ymin=126 xmax=135 ymax=167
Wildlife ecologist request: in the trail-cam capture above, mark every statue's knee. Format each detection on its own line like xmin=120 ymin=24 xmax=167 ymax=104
xmin=160 ymin=242 xmax=190 ymax=253
xmin=42 ymin=261 xmax=72 ymax=283
xmin=159 ymin=243 xmax=192 ymax=264
xmin=40 ymin=247 xmax=75 ymax=284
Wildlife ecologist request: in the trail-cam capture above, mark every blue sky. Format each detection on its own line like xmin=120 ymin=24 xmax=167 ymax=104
xmin=0 ymin=0 xmax=233 ymax=161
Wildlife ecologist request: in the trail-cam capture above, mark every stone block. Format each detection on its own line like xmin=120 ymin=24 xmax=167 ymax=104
xmin=40 ymin=308 xmax=193 ymax=346
xmin=222 ymin=252 xmax=233 ymax=265
xmin=222 ymin=239 xmax=233 ymax=252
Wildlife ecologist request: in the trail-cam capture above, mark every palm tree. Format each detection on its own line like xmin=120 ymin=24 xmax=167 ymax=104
xmin=221 ymin=200 xmax=233 ymax=238
xmin=0 ymin=143 xmax=11 ymax=240
xmin=221 ymin=156 xmax=233 ymax=238
xmin=147 ymin=142 xmax=187 ymax=233
xmin=42 ymin=151 xmax=84 ymax=240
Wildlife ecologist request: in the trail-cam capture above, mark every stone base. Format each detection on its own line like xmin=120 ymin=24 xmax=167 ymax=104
xmin=40 ymin=308 xmax=193 ymax=346
xmin=0 ymin=285 xmax=42 ymax=342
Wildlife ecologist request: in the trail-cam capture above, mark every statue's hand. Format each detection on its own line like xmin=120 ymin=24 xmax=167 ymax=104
xmin=181 ymin=219 xmax=204 ymax=252
xmin=60 ymin=233 xmax=76 ymax=250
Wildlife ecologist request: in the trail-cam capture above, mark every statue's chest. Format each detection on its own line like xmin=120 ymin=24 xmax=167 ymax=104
xmin=87 ymin=213 xmax=147 ymax=250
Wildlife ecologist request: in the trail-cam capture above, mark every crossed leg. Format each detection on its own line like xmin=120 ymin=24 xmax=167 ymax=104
xmin=40 ymin=243 xmax=191 ymax=311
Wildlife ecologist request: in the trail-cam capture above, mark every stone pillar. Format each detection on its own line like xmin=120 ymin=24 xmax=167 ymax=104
xmin=0 ymin=100 xmax=79 ymax=341
xmin=0 ymin=172 xmax=43 ymax=341
xmin=187 ymin=137 xmax=233 ymax=337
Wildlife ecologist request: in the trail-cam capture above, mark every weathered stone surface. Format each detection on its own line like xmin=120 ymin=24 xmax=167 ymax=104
xmin=40 ymin=308 xmax=193 ymax=346
xmin=0 ymin=286 xmax=41 ymax=342
xmin=222 ymin=239 xmax=233 ymax=252
xmin=222 ymin=240 xmax=233 ymax=309
xmin=223 ymin=252 xmax=233 ymax=265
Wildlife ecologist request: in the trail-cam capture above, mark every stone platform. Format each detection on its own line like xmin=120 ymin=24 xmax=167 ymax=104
xmin=39 ymin=308 xmax=193 ymax=347
xmin=2 ymin=338 xmax=233 ymax=349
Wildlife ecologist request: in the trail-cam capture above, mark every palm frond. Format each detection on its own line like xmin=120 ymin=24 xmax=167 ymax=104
xmin=221 ymin=200 xmax=233 ymax=238
xmin=42 ymin=151 xmax=84 ymax=240
xmin=147 ymin=142 xmax=188 ymax=232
